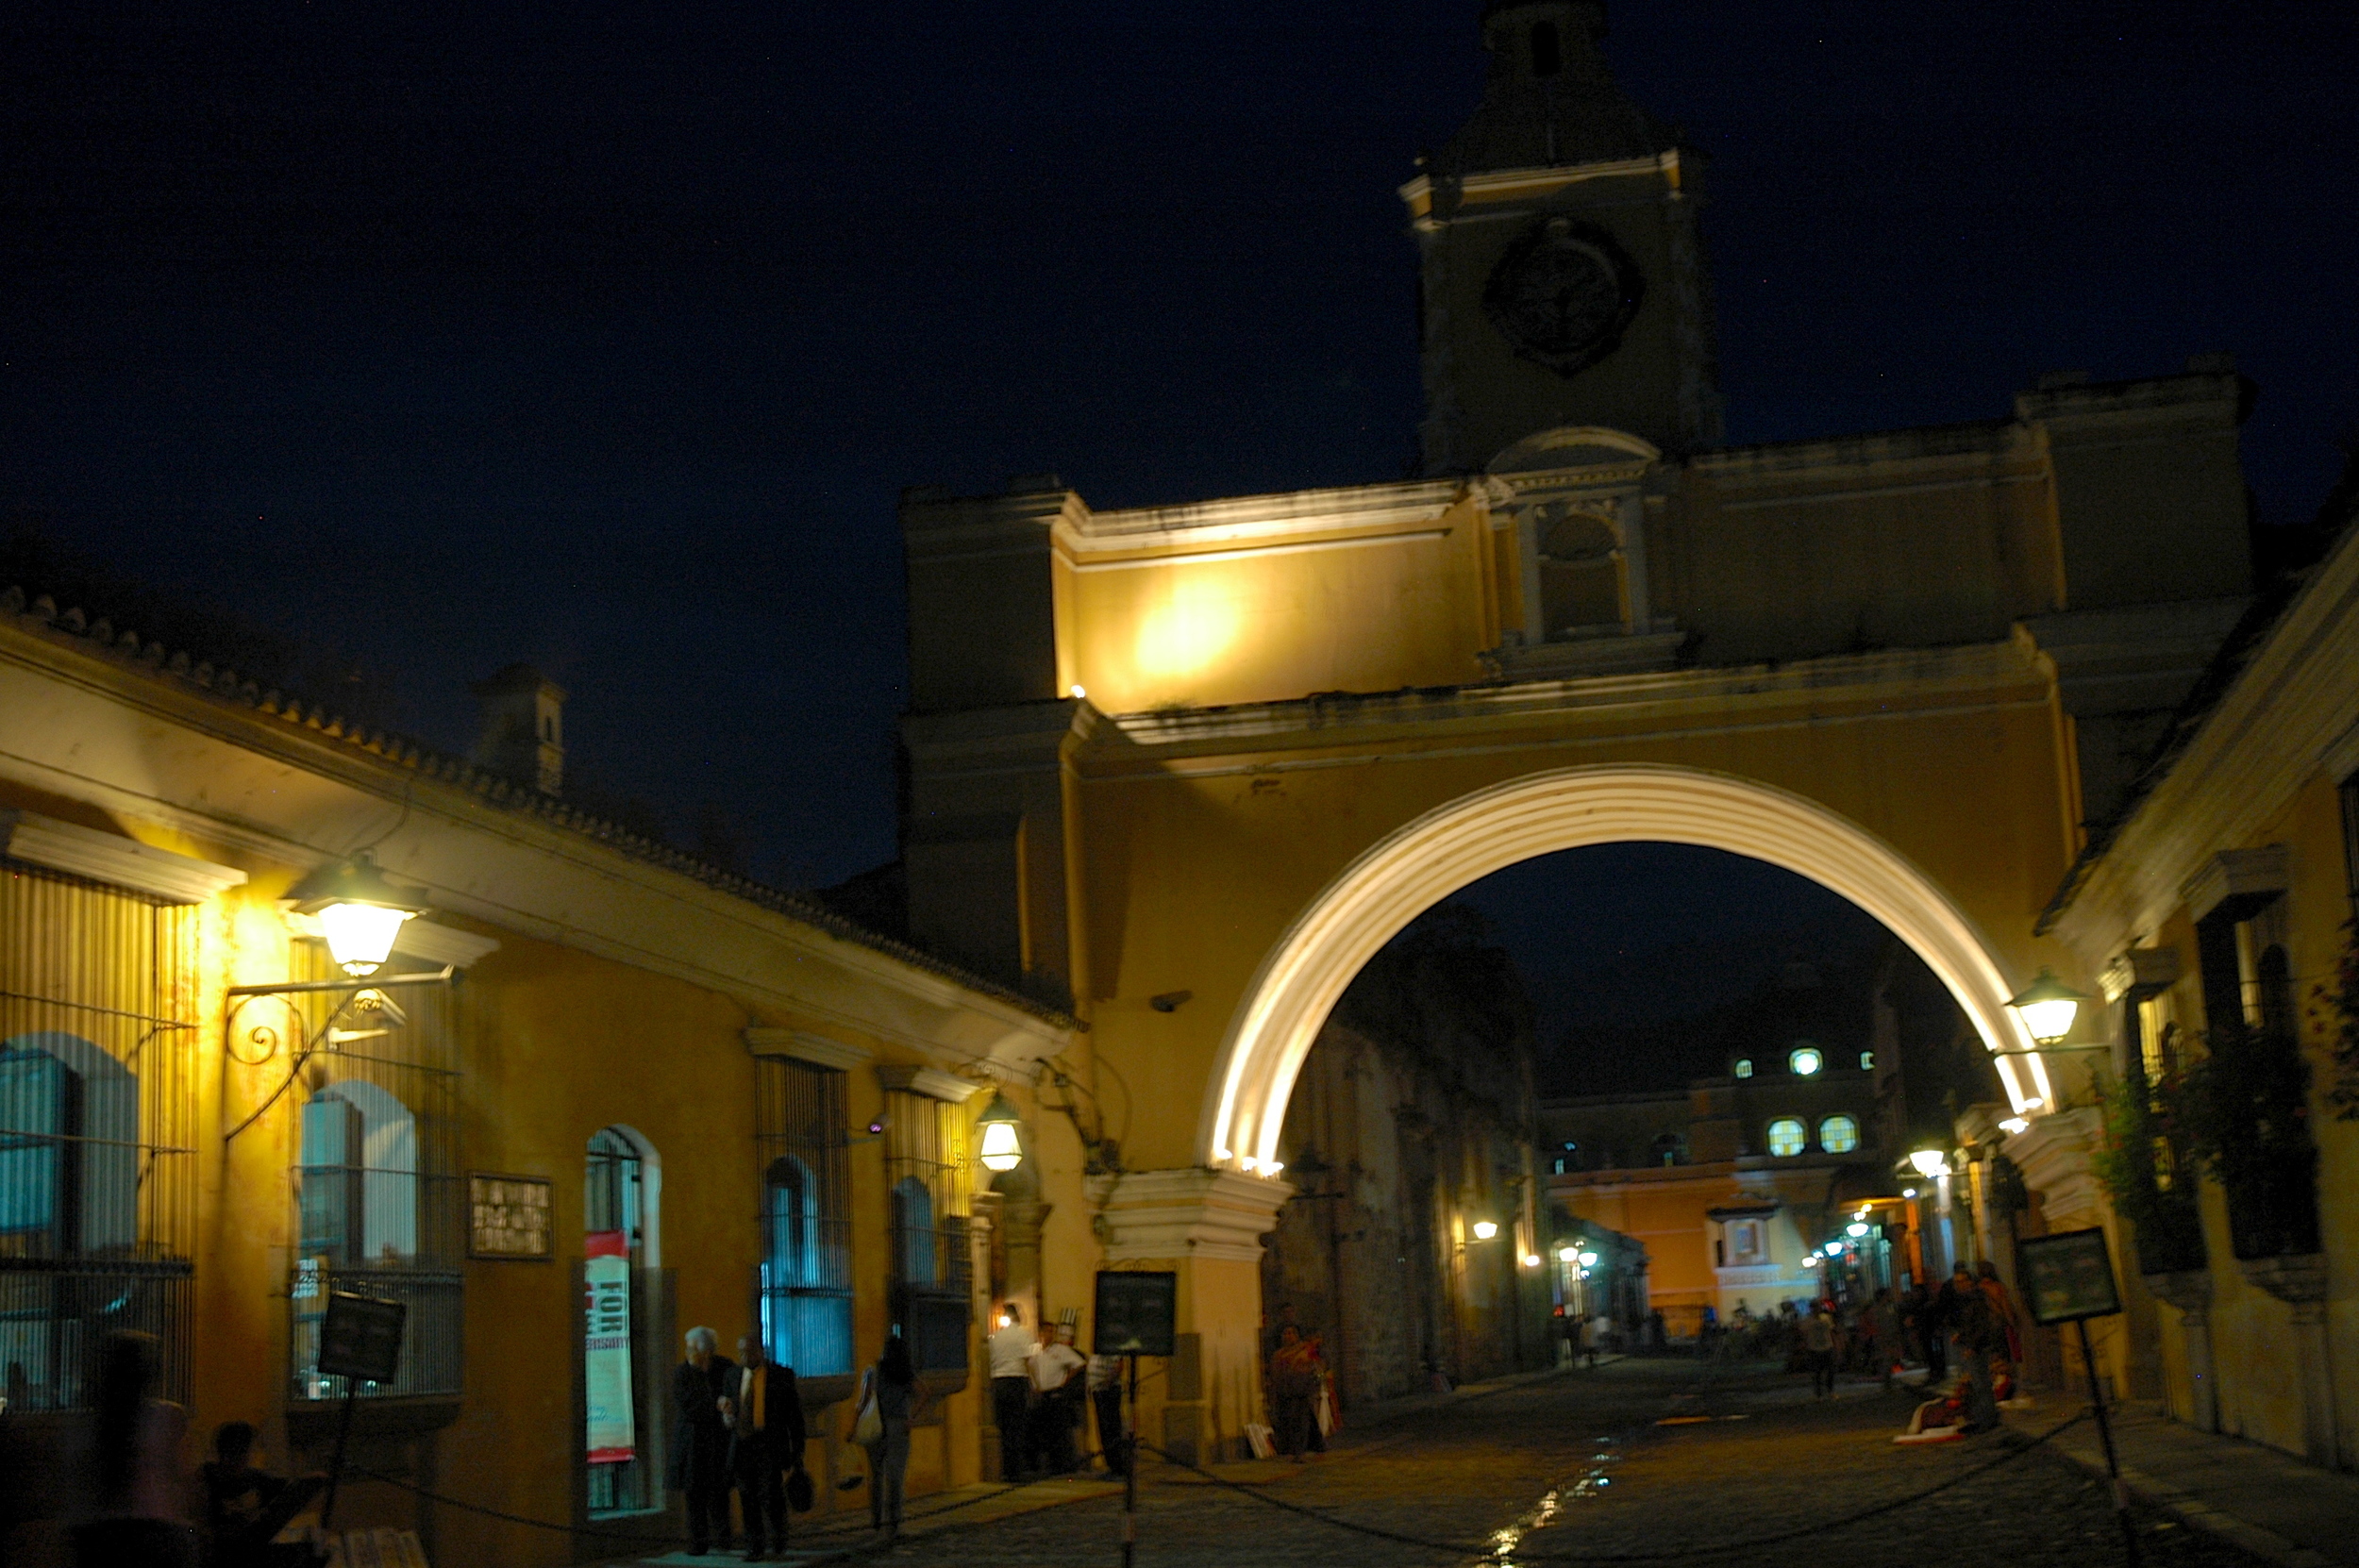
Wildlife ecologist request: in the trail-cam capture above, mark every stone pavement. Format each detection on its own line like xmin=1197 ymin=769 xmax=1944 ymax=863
xmin=2011 ymin=1398 xmax=2359 ymax=1568
xmin=639 ymin=1358 xmax=2269 ymax=1567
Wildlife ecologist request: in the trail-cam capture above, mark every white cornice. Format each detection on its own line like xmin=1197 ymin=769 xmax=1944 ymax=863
xmin=878 ymin=1064 xmax=982 ymax=1103
xmin=745 ymin=1028 xmax=873 ymax=1071
xmin=0 ymin=809 xmax=246 ymax=903
xmin=1086 ymin=1168 xmax=1291 ymax=1263
xmin=1066 ymin=479 xmax=1462 ymax=556
xmin=1100 ymin=640 xmax=2045 ymax=757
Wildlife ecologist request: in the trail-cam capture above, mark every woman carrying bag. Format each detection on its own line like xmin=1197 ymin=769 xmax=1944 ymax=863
xmin=853 ymin=1334 xmax=929 ymax=1539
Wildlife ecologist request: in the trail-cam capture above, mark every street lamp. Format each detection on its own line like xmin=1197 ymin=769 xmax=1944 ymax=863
xmin=2006 ymin=969 xmax=2089 ymax=1046
xmin=286 ymin=851 xmax=428 ymax=977
xmin=1845 ymin=1222 xmax=1869 ymax=1239
xmin=1557 ymin=1245 xmax=1578 ymax=1262
xmin=1577 ymin=1251 xmax=1598 ymax=1268
xmin=1908 ymin=1147 xmax=1949 ymax=1179
xmin=976 ymin=1092 xmax=1025 ymax=1173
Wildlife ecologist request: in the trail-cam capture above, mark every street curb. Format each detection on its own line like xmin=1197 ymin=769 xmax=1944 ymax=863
xmin=2033 ymin=1435 xmax=2329 ymax=1568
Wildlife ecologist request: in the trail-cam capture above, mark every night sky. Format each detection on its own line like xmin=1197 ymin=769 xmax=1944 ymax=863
xmin=6 ymin=5 xmax=2353 ymax=1059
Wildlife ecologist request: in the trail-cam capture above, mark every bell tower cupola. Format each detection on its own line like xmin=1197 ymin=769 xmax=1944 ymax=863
xmin=1405 ymin=0 xmax=1721 ymax=471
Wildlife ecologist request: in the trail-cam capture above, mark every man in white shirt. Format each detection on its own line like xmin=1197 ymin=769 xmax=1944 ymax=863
xmin=987 ymin=1304 xmax=1039 ymax=1480
xmin=1030 ymin=1325 xmax=1088 ymax=1474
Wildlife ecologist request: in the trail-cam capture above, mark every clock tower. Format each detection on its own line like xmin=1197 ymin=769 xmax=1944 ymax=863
xmin=1404 ymin=0 xmax=1721 ymax=471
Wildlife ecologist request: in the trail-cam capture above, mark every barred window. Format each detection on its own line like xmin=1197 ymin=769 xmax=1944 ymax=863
xmin=284 ymin=943 xmax=461 ymax=1403
xmin=882 ymin=1090 xmax=970 ymax=1375
xmin=0 ymin=861 xmax=198 ymax=1410
xmin=754 ymin=1059 xmax=852 ymax=1377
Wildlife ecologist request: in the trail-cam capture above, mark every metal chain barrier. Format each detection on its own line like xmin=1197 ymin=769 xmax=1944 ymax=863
xmin=343 ymin=1454 xmax=1096 ymax=1557
xmin=1134 ymin=1408 xmax=2093 ymax=1564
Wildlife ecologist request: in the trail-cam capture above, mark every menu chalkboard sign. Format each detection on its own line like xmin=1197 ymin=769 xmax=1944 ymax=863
xmin=318 ymin=1292 xmax=408 ymax=1384
xmin=2016 ymin=1227 xmax=2122 ymax=1326
xmin=1093 ymin=1271 xmax=1177 ymax=1358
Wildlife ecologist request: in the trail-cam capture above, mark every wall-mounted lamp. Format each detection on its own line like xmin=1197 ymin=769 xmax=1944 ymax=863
xmin=1148 ymin=991 xmax=1192 ymax=1013
xmin=1578 ymin=1250 xmax=1598 ymax=1267
xmin=287 ymin=851 xmax=429 ymax=977
xmin=2005 ymin=969 xmax=2090 ymax=1047
xmin=1845 ymin=1222 xmax=1869 ymax=1239
xmin=1471 ymin=1219 xmax=1499 ymax=1241
xmin=1520 ymin=1253 xmax=1542 ymax=1268
xmin=1908 ymin=1148 xmax=1949 ymax=1178
xmin=1998 ymin=1116 xmax=2030 ymax=1136
xmin=976 ymin=1092 xmax=1025 ymax=1173
xmin=1557 ymin=1245 xmax=1578 ymax=1262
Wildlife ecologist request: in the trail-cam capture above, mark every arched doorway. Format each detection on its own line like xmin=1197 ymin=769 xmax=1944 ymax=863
xmin=1204 ymin=764 xmax=2056 ymax=1173
xmin=585 ymin=1125 xmax=660 ymax=1517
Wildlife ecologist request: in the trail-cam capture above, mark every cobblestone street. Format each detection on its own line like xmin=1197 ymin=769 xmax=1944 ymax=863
xmin=792 ymin=1360 xmax=2264 ymax=1568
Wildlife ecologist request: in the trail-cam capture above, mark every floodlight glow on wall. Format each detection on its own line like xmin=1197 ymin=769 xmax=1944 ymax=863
xmin=2006 ymin=969 xmax=2088 ymax=1046
xmin=976 ymin=1093 xmax=1025 ymax=1173
xmin=286 ymin=851 xmax=428 ymax=977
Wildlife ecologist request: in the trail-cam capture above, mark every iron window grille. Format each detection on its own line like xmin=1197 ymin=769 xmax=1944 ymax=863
xmin=882 ymin=1090 xmax=970 ymax=1375
xmin=284 ymin=942 xmax=462 ymax=1404
xmin=754 ymin=1058 xmax=853 ymax=1378
xmin=0 ymin=860 xmax=199 ymax=1411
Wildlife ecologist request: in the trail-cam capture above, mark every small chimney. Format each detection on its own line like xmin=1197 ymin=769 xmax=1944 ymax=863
xmin=469 ymin=663 xmax=566 ymax=795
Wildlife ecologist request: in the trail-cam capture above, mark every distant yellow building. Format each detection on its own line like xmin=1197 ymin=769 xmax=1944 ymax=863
xmin=895 ymin=0 xmax=2260 ymax=1458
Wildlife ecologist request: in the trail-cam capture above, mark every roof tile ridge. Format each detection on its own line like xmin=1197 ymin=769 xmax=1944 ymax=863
xmin=3 ymin=578 xmax=1079 ymax=1029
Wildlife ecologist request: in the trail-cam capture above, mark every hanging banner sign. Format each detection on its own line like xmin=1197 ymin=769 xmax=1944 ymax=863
xmin=585 ymin=1230 xmax=636 ymax=1464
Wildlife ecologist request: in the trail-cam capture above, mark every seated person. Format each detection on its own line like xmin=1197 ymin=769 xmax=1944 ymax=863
xmin=198 ymin=1422 xmax=325 ymax=1568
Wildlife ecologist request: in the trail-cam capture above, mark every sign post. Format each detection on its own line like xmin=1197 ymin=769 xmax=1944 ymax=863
xmin=2017 ymin=1227 xmax=2138 ymax=1566
xmin=314 ymin=1291 xmax=407 ymax=1532
xmin=1094 ymin=1271 xmax=1177 ymax=1568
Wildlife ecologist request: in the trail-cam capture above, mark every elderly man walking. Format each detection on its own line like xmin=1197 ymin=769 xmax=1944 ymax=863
xmin=730 ymin=1335 xmax=807 ymax=1561
xmin=670 ymin=1326 xmax=739 ymax=1555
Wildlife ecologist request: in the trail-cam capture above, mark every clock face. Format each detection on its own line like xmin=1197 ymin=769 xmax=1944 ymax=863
xmin=1482 ymin=216 xmax=1645 ymax=377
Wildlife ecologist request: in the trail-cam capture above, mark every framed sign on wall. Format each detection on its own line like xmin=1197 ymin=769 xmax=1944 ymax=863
xmin=469 ymin=1173 xmax=553 ymax=1260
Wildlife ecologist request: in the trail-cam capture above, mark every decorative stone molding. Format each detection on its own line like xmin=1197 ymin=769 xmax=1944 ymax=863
xmin=2141 ymin=1268 xmax=2213 ymax=1322
xmin=2238 ymin=1253 xmax=2329 ymax=1308
xmin=878 ymin=1064 xmax=981 ymax=1104
xmin=0 ymin=809 xmax=246 ymax=903
xmin=285 ymin=909 xmax=501 ymax=969
xmin=1086 ymin=1168 xmax=1292 ymax=1263
xmin=2182 ymin=845 xmax=2288 ymax=926
xmin=744 ymin=1028 xmax=873 ymax=1071
xmin=2100 ymin=946 xmax=2179 ymax=1003
xmin=2004 ymin=1109 xmax=2104 ymax=1229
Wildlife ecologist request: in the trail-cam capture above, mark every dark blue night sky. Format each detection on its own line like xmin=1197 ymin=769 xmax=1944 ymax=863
xmin=5 ymin=4 xmax=2352 ymax=1062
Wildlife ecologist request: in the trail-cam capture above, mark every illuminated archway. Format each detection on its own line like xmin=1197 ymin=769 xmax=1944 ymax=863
xmin=1202 ymin=763 xmax=2054 ymax=1170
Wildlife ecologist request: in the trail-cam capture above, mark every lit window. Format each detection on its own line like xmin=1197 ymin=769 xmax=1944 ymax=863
xmin=1733 ymin=1059 xmax=1754 ymax=1078
xmin=1859 ymin=1051 xmax=1875 ymax=1071
xmin=1765 ymin=1118 xmax=1806 ymax=1157
xmin=1789 ymin=1046 xmax=1823 ymax=1076
xmin=1819 ymin=1115 xmax=1861 ymax=1155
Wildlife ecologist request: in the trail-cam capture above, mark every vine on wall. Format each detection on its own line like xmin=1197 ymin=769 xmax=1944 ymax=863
xmin=2312 ymin=918 xmax=2359 ymax=1119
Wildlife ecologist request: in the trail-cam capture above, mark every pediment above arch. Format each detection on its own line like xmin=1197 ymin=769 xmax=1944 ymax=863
xmin=1486 ymin=425 xmax=1661 ymax=492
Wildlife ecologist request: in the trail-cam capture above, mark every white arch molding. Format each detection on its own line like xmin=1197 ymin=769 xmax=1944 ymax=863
xmin=1202 ymin=764 xmax=2056 ymax=1171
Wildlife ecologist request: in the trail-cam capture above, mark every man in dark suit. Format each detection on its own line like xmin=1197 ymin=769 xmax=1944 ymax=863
xmin=730 ymin=1334 xmax=808 ymax=1560
xmin=669 ymin=1326 xmax=739 ymax=1555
